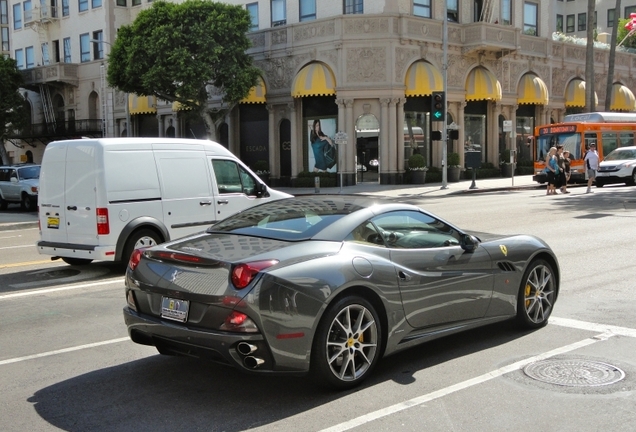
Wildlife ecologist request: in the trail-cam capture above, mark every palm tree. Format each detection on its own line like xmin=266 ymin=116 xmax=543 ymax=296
xmin=605 ymin=0 xmax=622 ymax=111
xmin=585 ymin=0 xmax=596 ymax=112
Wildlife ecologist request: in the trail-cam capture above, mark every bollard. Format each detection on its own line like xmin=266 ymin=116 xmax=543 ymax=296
xmin=314 ymin=176 xmax=320 ymax=193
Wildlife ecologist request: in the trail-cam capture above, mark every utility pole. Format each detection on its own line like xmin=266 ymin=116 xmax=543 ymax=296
xmin=440 ymin=1 xmax=448 ymax=190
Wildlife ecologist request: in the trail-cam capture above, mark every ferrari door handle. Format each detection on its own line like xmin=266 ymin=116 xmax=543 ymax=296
xmin=217 ymin=199 xmax=229 ymax=205
xmin=398 ymin=271 xmax=412 ymax=281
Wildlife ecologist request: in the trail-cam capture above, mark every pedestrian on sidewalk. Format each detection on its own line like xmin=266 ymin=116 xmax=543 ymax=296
xmin=562 ymin=150 xmax=571 ymax=193
xmin=584 ymin=143 xmax=599 ymax=193
xmin=545 ymin=147 xmax=559 ymax=195
xmin=556 ymin=145 xmax=569 ymax=194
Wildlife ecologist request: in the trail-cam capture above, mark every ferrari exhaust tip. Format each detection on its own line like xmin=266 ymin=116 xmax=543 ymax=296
xmin=244 ymin=356 xmax=265 ymax=369
xmin=237 ymin=342 xmax=258 ymax=355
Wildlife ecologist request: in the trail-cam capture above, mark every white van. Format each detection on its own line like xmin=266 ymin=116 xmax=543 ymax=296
xmin=37 ymin=138 xmax=291 ymax=265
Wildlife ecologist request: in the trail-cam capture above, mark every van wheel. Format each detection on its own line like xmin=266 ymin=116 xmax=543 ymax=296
xmin=62 ymin=257 xmax=93 ymax=266
xmin=123 ymin=229 xmax=161 ymax=265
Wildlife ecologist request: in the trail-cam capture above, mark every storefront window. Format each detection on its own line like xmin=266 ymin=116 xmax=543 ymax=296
xmin=464 ymin=114 xmax=486 ymax=162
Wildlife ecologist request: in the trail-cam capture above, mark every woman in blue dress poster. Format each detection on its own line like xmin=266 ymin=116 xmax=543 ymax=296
xmin=310 ymin=119 xmax=337 ymax=172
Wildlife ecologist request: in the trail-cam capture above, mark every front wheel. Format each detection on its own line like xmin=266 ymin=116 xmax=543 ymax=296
xmin=0 ymin=197 xmax=7 ymax=210
xmin=21 ymin=194 xmax=35 ymax=211
xmin=595 ymin=180 xmax=605 ymax=188
xmin=516 ymin=259 xmax=557 ymax=329
xmin=627 ymin=170 xmax=636 ymax=186
xmin=311 ymin=296 xmax=382 ymax=390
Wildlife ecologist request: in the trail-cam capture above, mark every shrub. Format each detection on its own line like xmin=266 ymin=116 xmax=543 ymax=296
xmin=252 ymin=160 xmax=269 ymax=174
xmin=448 ymin=152 xmax=460 ymax=167
xmin=295 ymin=171 xmax=337 ymax=187
xmin=408 ymin=153 xmax=426 ymax=170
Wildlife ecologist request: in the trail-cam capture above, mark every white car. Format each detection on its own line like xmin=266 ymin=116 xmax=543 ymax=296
xmin=0 ymin=164 xmax=40 ymax=211
xmin=596 ymin=146 xmax=636 ymax=188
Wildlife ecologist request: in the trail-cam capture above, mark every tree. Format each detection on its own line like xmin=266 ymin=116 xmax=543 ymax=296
xmin=605 ymin=0 xmax=621 ymax=111
xmin=0 ymin=56 xmax=28 ymax=165
xmin=585 ymin=0 xmax=596 ymax=112
xmin=107 ymin=0 xmax=260 ymax=140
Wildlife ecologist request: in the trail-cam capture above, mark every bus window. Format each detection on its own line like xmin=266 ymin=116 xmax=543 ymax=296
xmin=601 ymin=132 xmax=618 ymax=156
xmin=558 ymin=134 xmax=581 ymax=160
xmin=584 ymin=133 xmax=598 ymax=151
xmin=619 ymin=132 xmax=634 ymax=147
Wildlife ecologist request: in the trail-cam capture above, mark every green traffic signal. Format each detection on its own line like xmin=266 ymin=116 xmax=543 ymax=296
xmin=431 ymin=91 xmax=446 ymax=122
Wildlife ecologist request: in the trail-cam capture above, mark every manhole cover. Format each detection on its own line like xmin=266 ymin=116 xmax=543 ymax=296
xmin=524 ymin=360 xmax=625 ymax=387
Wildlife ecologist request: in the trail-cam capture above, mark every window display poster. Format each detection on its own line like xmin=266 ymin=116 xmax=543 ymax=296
xmin=307 ymin=117 xmax=337 ymax=173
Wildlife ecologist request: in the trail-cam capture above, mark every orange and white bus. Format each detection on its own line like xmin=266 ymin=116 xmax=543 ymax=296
xmin=532 ymin=112 xmax=636 ymax=183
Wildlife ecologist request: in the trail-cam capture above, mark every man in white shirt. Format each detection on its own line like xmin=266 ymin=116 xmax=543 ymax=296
xmin=584 ymin=142 xmax=599 ymax=193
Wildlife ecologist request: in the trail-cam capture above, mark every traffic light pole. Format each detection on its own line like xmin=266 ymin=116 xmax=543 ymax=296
xmin=440 ymin=2 xmax=448 ymax=190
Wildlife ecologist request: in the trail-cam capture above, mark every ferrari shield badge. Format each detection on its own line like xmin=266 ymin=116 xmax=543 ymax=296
xmin=499 ymin=245 xmax=508 ymax=256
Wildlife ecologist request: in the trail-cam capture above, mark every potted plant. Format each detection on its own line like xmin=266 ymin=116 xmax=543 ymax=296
xmin=408 ymin=153 xmax=427 ymax=184
xmin=500 ymin=149 xmax=514 ymax=178
xmin=253 ymin=160 xmax=270 ymax=184
xmin=447 ymin=152 xmax=462 ymax=182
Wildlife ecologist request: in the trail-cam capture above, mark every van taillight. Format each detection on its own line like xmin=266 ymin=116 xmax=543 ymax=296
xmin=96 ymin=208 xmax=110 ymax=235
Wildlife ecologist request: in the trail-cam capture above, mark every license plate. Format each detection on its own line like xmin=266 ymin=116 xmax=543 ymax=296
xmin=596 ymin=171 xmax=609 ymax=177
xmin=47 ymin=216 xmax=60 ymax=229
xmin=161 ymin=297 xmax=190 ymax=322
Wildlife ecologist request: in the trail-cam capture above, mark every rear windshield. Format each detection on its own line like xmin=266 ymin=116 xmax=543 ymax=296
xmin=18 ymin=166 xmax=40 ymax=180
xmin=208 ymin=198 xmax=364 ymax=241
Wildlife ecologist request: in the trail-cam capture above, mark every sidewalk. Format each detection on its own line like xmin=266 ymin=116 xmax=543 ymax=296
xmin=0 ymin=175 xmax=541 ymax=231
xmin=277 ymin=174 xmax=540 ymax=198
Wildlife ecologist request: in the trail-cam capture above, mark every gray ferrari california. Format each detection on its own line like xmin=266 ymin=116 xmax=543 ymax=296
xmin=123 ymin=195 xmax=559 ymax=389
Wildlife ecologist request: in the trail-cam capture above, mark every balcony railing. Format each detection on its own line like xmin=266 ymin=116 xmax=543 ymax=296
xmin=6 ymin=119 xmax=103 ymax=142
xmin=21 ymin=63 xmax=79 ymax=88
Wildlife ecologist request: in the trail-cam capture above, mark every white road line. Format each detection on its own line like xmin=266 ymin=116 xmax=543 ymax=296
xmin=320 ymin=332 xmax=615 ymax=432
xmin=0 ymin=277 xmax=124 ymax=301
xmin=550 ymin=316 xmax=636 ymax=338
xmin=0 ymin=338 xmax=130 ymax=366
xmin=0 ymin=244 xmax=34 ymax=250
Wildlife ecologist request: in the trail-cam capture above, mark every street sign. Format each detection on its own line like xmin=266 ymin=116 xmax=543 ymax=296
xmin=503 ymin=120 xmax=512 ymax=132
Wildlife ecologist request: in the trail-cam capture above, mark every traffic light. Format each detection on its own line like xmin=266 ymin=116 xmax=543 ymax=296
xmin=431 ymin=91 xmax=446 ymax=122
xmin=431 ymin=130 xmax=443 ymax=141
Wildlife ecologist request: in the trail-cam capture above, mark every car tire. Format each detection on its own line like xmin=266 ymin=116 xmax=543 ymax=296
xmin=21 ymin=194 xmax=35 ymax=211
xmin=516 ymin=259 xmax=557 ymax=329
xmin=595 ymin=179 xmax=605 ymax=188
xmin=122 ymin=228 xmax=161 ymax=265
xmin=0 ymin=197 xmax=7 ymax=210
xmin=311 ymin=295 xmax=382 ymax=390
xmin=627 ymin=170 xmax=636 ymax=186
xmin=62 ymin=257 xmax=93 ymax=266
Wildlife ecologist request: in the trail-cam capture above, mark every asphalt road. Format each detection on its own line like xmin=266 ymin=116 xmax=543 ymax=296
xmin=1 ymin=184 xmax=635 ymax=431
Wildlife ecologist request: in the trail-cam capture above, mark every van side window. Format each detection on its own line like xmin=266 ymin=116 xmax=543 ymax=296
xmin=212 ymin=160 xmax=258 ymax=195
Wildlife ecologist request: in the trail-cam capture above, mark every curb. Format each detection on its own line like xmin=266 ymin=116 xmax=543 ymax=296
xmin=0 ymin=221 xmax=39 ymax=231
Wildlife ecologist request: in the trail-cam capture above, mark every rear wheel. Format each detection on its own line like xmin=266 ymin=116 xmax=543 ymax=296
xmin=627 ymin=170 xmax=636 ymax=186
xmin=311 ymin=295 xmax=381 ymax=390
xmin=0 ymin=197 xmax=7 ymax=210
xmin=62 ymin=257 xmax=93 ymax=266
xmin=516 ymin=259 xmax=556 ymax=329
xmin=122 ymin=228 xmax=161 ymax=265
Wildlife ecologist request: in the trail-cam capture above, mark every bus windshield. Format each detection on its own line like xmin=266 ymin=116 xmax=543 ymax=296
xmin=536 ymin=133 xmax=581 ymax=161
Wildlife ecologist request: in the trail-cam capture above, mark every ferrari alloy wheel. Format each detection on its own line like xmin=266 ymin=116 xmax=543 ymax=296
xmin=312 ymin=296 xmax=381 ymax=389
xmin=516 ymin=259 xmax=556 ymax=329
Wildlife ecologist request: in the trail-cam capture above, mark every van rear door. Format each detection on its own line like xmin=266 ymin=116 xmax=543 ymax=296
xmin=64 ymin=143 xmax=99 ymax=244
xmin=39 ymin=142 xmax=69 ymax=243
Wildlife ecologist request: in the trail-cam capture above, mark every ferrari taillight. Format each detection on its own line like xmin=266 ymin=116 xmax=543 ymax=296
xmin=231 ymin=260 xmax=279 ymax=289
xmin=129 ymin=248 xmax=144 ymax=271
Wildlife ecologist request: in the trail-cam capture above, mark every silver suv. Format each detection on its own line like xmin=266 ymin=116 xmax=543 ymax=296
xmin=0 ymin=164 xmax=40 ymax=211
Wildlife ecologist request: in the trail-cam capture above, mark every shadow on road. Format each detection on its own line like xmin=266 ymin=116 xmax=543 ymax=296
xmin=27 ymin=321 xmax=532 ymax=431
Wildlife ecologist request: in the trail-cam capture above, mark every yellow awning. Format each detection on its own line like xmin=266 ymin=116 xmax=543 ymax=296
xmin=241 ymin=76 xmax=267 ymax=104
xmin=171 ymin=101 xmax=193 ymax=111
xmin=564 ymin=79 xmax=597 ymax=107
xmin=291 ymin=62 xmax=336 ymax=98
xmin=465 ymin=67 xmax=502 ymax=101
xmin=404 ymin=61 xmax=443 ymax=97
xmin=128 ymin=94 xmax=157 ymax=115
xmin=517 ymin=74 xmax=549 ymax=105
xmin=610 ymin=83 xmax=636 ymax=112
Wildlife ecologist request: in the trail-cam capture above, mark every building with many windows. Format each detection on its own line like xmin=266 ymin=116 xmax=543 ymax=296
xmin=3 ymin=0 xmax=636 ymax=186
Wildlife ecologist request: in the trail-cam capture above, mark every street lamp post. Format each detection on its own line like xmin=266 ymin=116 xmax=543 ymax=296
xmin=91 ymin=39 xmax=129 ymax=137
